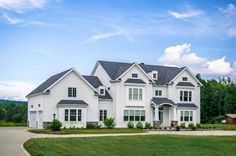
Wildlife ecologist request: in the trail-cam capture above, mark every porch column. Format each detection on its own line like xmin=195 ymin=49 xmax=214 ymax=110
xmin=173 ymin=106 xmax=177 ymax=121
xmin=154 ymin=106 xmax=159 ymax=121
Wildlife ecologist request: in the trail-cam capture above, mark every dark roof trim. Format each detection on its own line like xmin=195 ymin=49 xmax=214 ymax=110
xmin=152 ymin=97 xmax=176 ymax=106
xmin=176 ymin=82 xmax=195 ymax=87
xmin=57 ymin=100 xmax=88 ymax=107
xmin=177 ymin=103 xmax=198 ymax=108
xmin=124 ymin=78 xmax=146 ymax=84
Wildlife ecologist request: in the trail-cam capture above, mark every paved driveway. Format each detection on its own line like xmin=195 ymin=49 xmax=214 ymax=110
xmin=0 ymin=127 xmax=32 ymax=156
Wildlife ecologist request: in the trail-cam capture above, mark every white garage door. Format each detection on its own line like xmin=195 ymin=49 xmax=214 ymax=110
xmin=29 ymin=111 xmax=37 ymax=128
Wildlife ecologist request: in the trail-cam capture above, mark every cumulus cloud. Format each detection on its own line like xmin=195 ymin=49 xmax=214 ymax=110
xmin=158 ymin=43 xmax=235 ymax=77
xmin=169 ymin=10 xmax=203 ymax=19
xmin=219 ymin=3 xmax=236 ymax=15
xmin=0 ymin=81 xmax=36 ymax=101
xmin=0 ymin=0 xmax=47 ymax=11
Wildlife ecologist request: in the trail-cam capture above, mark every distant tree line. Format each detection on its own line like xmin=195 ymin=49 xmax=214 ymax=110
xmin=0 ymin=100 xmax=27 ymax=123
xmin=197 ymin=74 xmax=236 ymax=123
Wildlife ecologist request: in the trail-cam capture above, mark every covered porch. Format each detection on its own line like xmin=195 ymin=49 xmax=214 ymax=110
xmin=151 ymin=98 xmax=178 ymax=128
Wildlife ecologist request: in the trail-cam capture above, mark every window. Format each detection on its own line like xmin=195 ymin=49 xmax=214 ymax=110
xmin=180 ymin=111 xmax=193 ymax=122
xmin=128 ymin=88 xmax=143 ymax=100
xmin=155 ymin=90 xmax=162 ymax=96
xmin=70 ymin=109 xmax=76 ymax=121
xmin=153 ymin=73 xmax=157 ymax=79
xmin=99 ymin=110 xmax=107 ymax=121
xmin=182 ymin=77 xmax=188 ymax=81
xmin=123 ymin=110 xmax=145 ymax=121
xmin=100 ymin=89 xmax=105 ymax=95
xmin=64 ymin=109 xmax=82 ymax=122
xmin=124 ymin=110 xmax=129 ymax=121
xmin=68 ymin=87 xmax=76 ymax=97
xmin=180 ymin=111 xmax=183 ymax=121
xmin=180 ymin=91 xmax=192 ymax=102
xmin=132 ymin=73 xmax=138 ymax=78
xmin=65 ymin=109 xmax=68 ymax=121
xmin=78 ymin=109 xmax=82 ymax=121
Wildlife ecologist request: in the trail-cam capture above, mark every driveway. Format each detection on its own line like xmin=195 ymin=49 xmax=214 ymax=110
xmin=0 ymin=127 xmax=32 ymax=156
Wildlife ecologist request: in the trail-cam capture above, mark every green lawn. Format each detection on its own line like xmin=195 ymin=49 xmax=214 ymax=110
xmin=29 ymin=128 xmax=145 ymax=134
xmin=201 ymin=124 xmax=236 ymax=130
xmin=0 ymin=121 xmax=26 ymax=127
xmin=24 ymin=135 xmax=236 ymax=156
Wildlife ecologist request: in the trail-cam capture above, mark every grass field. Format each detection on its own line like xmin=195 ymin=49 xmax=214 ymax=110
xmin=201 ymin=124 xmax=236 ymax=130
xmin=0 ymin=121 xmax=26 ymax=127
xmin=29 ymin=128 xmax=145 ymax=134
xmin=24 ymin=135 xmax=236 ymax=156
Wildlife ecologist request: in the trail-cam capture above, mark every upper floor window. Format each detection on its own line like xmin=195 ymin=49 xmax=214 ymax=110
xmin=100 ymin=88 xmax=105 ymax=95
xmin=68 ymin=87 xmax=76 ymax=97
xmin=155 ymin=90 xmax=162 ymax=96
xmin=128 ymin=88 xmax=143 ymax=100
xmin=153 ymin=73 xmax=157 ymax=79
xmin=132 ymin=73 xmax=138 ymax=78
xmin=99 ymin=110 xmax=107 ymax=121
xmin=180 ymin=91 xmax=192 ymax=102
xmin=182 ymin=77 xmax=188 ymax=81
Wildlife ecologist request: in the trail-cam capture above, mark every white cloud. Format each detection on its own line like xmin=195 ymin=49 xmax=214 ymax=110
xmin=0 ymin=13 xmax=23 ymax=24
xmin=219 ymin=3 xmax=236 ymax=14
xmin=0 ymin=81 xmax=36 ymax=101
xmin=227 ymin=28 xmax=236 ymax=37
xmin=0 ymin=0 xmax=47 ymax=11
xmin=86 ymin=31 xmax=122 ymax=42
xmin=207 ymin=57 xmax=233 ymax=75
xmin=158 ymin=43 xmax=234 ymax=76
xmin=169 ymin=10 xmax=203 ymax=19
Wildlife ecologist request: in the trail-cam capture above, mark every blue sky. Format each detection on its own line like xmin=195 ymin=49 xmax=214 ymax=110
xmin=0 ymin=0 xmax=236 ymax=100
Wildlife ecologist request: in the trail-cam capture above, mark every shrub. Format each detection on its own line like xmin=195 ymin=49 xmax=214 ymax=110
xmin=103 ymin=117 xmax=115 ymax=129
xmin=196 ymin=123 xmax=201 ymax=129
xmin=144 ymin=122 xmax=152 ymax=129
xmin=127 ymin=122 xmax=134 ymax=128
xmin=87 ymin=123 xmax=96 ymax=129
xmin=188 ymin=123 xmax=194 ymax=129
xmin=176 ymin=126 xmax=180 ymax=131
xmin=192 ymin=126 xmax=196 ymax=131
xmin=179 ymin=123 xmax=186 ymax=129
xmin=0 ymin=108 xmax=7 ymax=121
xmin=136 ymin=122 xmax=143 ymax=129
xmin=48 ymin=119 xmax=62 ymax=131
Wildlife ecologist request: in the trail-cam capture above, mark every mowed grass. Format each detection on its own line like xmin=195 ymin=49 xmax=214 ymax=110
xmin=0 ymin=121 xmax=26 ymax=127
xmin=201 ymin=124 xmax=236 ymax=130
xmin=24 ymin=135 xmax=236 ymax=156
xmin=29 ymin=128 xmax=144 ymax=134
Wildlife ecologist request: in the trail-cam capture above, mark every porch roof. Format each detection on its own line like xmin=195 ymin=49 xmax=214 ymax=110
xmin=57 ymin=100 xmax=88 ymax=108
xmin=177 ymin=103 xmax=198 ymax=108
xmin=151 ymin=97 xmax=176 ymax=106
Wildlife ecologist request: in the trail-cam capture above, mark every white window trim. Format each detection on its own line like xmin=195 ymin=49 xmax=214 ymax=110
xmin=155 ymin=90 xmax=162 ymax=97
xmin=180 ymin=110 xmax=193 ymax=122
xmin=180 ymin=90 xmax=193 ymax=102
xmin=128 ymin=87 xmax=143 ymax=101
xmin=131 ymin=73 xmax=138 ymax=78
xmin=64 ymin=108 xmax=82 ymax=122
xmin=68 ymin=87 xmax=77 ymax=97
xmin=123 ymin=110 xmax=145 ymax=122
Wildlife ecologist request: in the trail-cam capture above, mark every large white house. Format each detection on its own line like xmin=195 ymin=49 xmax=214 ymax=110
xmin=27 ymin=60 xmax=202 ymax=129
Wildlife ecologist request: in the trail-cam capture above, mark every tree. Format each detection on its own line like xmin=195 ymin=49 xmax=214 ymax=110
xmin=0 ymin=108 xmax=7 ymax=121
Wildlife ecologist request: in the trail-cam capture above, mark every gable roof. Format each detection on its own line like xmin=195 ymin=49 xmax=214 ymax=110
xmin=83 ymin=75 xmax=112 ymax=100
xmin=98 ymin=60 xmax=185 ymax=85
xmin=26 ymin=68 xmax=72 ymax=97
xmin=27 ymin=68 xmax=99 ymax=98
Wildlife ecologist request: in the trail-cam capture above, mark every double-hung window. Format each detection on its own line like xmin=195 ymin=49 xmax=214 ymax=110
xmin=64 ymin=109 xmax=82 ymax=122
xmin=180 ymin=91 xmax=192 ymax=102
xmin=155 ymin=90 xmax=162 ymax=96
xmin=180 ymin=111 xmax=193 ymax=122
xmin=128 ymin=88 xmax=143 ymax=100
xmin=68 ymin=87 xmax=76 ymax=97
xmin=99 ymin=110 xmax=107 ymax=121
xmin=123 ymin=110 xmax=145 ymax=121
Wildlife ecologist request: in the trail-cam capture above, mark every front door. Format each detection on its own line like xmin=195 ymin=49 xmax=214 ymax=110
xmin=159 ymin=111 xmax=163 ymax=125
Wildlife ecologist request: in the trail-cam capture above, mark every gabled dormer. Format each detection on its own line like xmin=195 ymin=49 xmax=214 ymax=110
xmin=151 ymin=70 xmax=158 ymax=80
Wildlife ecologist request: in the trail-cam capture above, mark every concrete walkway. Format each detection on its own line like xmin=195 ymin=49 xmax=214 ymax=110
xmin=31 ymin=130 xmax=236 ymax=139
xmin=0 ymin=127 xmax=236 ymax=156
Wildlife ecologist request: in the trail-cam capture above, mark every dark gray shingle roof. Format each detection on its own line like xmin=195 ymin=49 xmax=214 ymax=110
xmin=27 ymin=68 xmax=72 ymax=97
xmin=176 ymin=82 xmax=195 ymax=87
xmin=98 ymin=61 xmax=184 ymax=85
xmin=177 ymin=103 xmax=198 ymax=108
xmin=99 ymin=90 xmax=112 ymax=100
xmin=124 ymin=78 xmax=146 ymax=84
xmin=82 ymin=75 xmax=103 ymax=88
xmin=152 ymin=97 xmax=176 ymax=105
xmin=58 ymin=100 xmax=88 ymax=105
xmin=83 ymin=75 xmax=112 ymax=100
